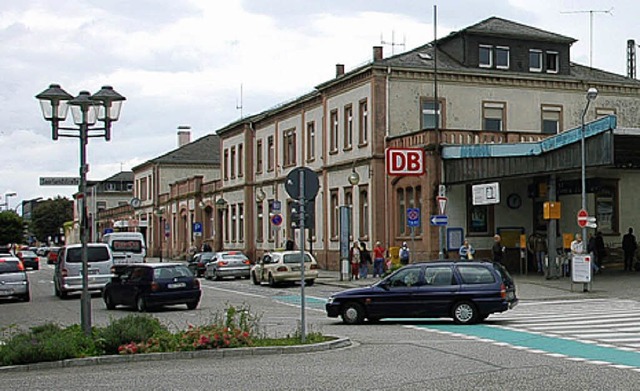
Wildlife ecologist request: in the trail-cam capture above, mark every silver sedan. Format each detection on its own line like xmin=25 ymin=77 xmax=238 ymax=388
xmin=204 ymin=251 xmax=252 ymax=280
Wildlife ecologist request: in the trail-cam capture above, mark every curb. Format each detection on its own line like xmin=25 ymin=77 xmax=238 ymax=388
xmin=0 ymin=336 xmax=352 ymax=373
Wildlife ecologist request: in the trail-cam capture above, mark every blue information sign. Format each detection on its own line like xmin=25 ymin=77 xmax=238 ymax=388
xmin=430 ymin=215 xmax=448 ymax=226
xmin=193 ymin=222 xmax=203 ymax=233
xmin=407 ymin=208 xmax=421 ymax=228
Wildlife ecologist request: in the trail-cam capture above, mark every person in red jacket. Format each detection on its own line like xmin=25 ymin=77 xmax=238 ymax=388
xmin=373 ymin=241 xmax=386 ymax=277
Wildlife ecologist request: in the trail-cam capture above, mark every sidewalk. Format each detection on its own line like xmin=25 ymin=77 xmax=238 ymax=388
xmin=316 ymin=268 xmax=640 ymax=301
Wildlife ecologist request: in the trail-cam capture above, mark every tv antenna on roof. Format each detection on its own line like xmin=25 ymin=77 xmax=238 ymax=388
xmin=381 ymin=31 xmax=406 ymax=56
xmin=561 ymin=8 xmax=613 ymax=68
xmin=236 ymin=83 xmax=243 ymax=119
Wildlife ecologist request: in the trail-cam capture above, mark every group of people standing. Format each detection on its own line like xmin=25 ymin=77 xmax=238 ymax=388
xmin=349 ymin=241 xmax=406 ymax=280
xmin=458 ymin=234 xmax=505 ymax=264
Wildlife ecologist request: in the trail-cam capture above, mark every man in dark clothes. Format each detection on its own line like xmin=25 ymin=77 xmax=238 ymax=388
xmin=492 ymin=234 xmax=505 ymax=264
xmin=622 ymin=227 xmax=637 ymax=272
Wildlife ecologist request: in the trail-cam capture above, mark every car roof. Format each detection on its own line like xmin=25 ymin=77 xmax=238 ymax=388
xmin=125 ymin=262 xmax=183 ymax=268
xmin=409 ymin=260 xmax=497 ymax=267
xmin=64 ymin=243 xmax=109 ymax=249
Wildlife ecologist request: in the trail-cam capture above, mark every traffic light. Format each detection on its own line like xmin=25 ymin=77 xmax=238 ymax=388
xmin=290 ymin=200 xmax=315 ymax=229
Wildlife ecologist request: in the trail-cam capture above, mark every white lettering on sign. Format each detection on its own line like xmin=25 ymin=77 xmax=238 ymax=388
xmin=385 ymin=148 xmax=425 ymax=176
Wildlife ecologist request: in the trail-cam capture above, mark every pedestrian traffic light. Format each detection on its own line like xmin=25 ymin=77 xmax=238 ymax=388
xmin=290 ymin=200 xmax=315 ymax=229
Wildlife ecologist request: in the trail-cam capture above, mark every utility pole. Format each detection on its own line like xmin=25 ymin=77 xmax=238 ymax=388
xmin=561 ymin=8 xmax=613 ymax=68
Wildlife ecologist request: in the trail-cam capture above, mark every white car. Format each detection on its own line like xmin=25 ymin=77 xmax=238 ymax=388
xmin=251 ymin=251 xmax=319 ymax=287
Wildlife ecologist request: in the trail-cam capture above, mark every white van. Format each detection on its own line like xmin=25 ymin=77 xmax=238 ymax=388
xmin=102 ymin=232 xmax=146 ymax=271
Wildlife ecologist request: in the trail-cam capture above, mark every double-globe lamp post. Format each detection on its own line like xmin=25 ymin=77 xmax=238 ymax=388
xmin=36 ymin=84 xmax=125 ymax=335
xmin=580 ymin=87 xmax=598 ymax=261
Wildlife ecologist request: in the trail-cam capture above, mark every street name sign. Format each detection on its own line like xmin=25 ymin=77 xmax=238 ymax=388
xmin=40 ymin=177 xmax=80 ymax=186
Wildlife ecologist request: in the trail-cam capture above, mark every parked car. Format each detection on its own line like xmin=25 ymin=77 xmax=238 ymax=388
xmin=46 ymin=247 xmax=61 ymax=264
xmin=188 ymin=252 xmax=216 ymax=277
xmin=53 ymin=243 xmax=114 ymax=299
xmin=103 ymin=263 xmax=201 ymax=312
xmin=251 ymin=251 xmax=319 ymax=287
xmin=326 ymin=260 xmax=518 ymax=325
xmin=204 ymin=251 xmax=251 ymax=280
xmin=36 ymin=247 xmax=49 ymax=257
xmin=0 ymin=255 xmax=30 ymax=301
xmin=17 ymin=250 xmax=39 ymax=270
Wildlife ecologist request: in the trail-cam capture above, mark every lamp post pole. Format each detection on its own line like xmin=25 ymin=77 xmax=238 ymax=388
xmin=581 ymin=87 xmax=598 ymax=292
xmin=36 ymin=84 xmax=125 ymax=335
xmin=155 ymin=208 xmax=164 ymax=262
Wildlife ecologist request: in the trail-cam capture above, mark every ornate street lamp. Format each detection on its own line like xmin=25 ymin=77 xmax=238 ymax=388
xmin=36 ymin=84 xmax=125 ymax=335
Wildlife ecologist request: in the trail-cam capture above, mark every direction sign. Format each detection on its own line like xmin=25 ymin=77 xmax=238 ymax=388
xmin=40 ymin=177 xmax=80 ymax=186
xmin=577 ymin=209 xmax=588 ymax=228
xmin=407 ymin=208 xmax=420 ymax=227
xmin=430 ymin=215 xmax=448 ymax=226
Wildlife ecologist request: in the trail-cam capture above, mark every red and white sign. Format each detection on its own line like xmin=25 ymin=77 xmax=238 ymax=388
xmin=436 ymin=196 xmax=447 ymax=215
xmin=385 ymin=147 xmax=425 ymax=176
xmin=577 ymin=209 xmax=588 ymax=228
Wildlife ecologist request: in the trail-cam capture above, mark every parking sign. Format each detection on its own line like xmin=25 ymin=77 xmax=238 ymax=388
xmin=407 ymin=208 xmax=421 ymax=227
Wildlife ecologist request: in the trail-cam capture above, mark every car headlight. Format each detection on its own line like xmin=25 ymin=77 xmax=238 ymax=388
xmin=327 ymin=297 xmax=335 ymax=304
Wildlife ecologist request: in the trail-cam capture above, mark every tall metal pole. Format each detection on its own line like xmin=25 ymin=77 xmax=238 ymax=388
xmin=298 ymin=169 xmax=306 ymax=343
xmin=79 ymin=116 xmax=91 ymax=335
xmin=580 ymin=88 xmax=597 ymax=291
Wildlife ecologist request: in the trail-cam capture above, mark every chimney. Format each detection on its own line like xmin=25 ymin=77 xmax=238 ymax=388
xmin=336 ymin=64 xmax=345 ymax=77
xmin=373 ymin=46 xmax=383 ymax=61
xmin=177 ymin=125 xmax=191 ymax=147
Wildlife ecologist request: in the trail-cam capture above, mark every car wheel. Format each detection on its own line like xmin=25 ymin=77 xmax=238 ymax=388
xmin=212 ymin=269 xmax=222 ymax=281
xmin=104 ymin=292 xmax=116 ymax=310
xmin=452 ymin=301 xmax=478 ymax=324
xmin=268 ymin=273 xmax=277 ymax=287
xmin=136 ymin=296 xmax=147 ymax=312
xmin=305 ymin=279 xmax=315 ymax=287
xmin=341 ymin=302 xmax=365 ymax=325
xmin=251 ymin=272 xmax=260 ymax=285
xmin=186 ymin=301 xmax=198 ymax=310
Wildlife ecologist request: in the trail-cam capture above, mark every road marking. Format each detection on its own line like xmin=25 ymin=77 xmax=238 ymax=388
xmin=202 ymin=285 xmax=266 ymax=299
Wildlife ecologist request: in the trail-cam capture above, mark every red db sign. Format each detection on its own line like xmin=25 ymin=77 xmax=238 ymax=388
xmin=385 ymin=148 xmax=425 ymax=176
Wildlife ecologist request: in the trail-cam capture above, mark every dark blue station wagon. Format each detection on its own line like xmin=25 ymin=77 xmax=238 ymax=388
xmin=326 ymin=260 xmax=518 ymax=325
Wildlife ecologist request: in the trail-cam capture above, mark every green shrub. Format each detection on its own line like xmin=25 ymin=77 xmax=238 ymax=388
xmin=0 ymin=323 xmax=98 ymax=366
xmin=97 ymin=314 xmax=169 ymax=355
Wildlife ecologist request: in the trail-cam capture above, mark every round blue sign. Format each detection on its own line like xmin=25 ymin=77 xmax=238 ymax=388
xmin=270 ymin=213 xmax=283 ymax=226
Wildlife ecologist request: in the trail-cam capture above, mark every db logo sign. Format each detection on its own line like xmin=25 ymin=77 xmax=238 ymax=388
xmin=385 ymin=148 xmax=425 ymax=176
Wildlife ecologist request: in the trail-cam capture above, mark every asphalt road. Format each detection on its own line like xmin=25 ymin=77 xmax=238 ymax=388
xmin=2 ymin=261 xmax=640 ymax=390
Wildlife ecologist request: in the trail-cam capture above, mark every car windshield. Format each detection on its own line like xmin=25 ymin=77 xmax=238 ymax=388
xmin=201 ymin=253 xmax=216 ymax=261
xmin=282 ymin=253 xmax=313 ymax=264
xmin=0 ymin=260 xmax=22 ymax=273
xmin=66 ymin=247 xmax=111 ymax=263
xmin=111 ymin=240 xmax=143 ymax=253
xmin=492 ymin=262 xmax=514 ymax=285
xmin=222 ymin=253 xmax=248 ymax=261
xmin=153 ymin=265 xmax=192 ymax=279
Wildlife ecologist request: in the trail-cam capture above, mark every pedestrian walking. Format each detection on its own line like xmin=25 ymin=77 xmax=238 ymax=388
xmin=622 ymin=227 xmax=637 ymax=272
xmin=399 ymin=242 xmax=411 ymax=265
xmin=594 ymin=231 xmax=606 ymax=270
xmin=349 ymin=241 xmax=360 ymax=281
xmin=528 ymin=233 xmax=547 ymax=274
xmin=373 ymin=241 xmax=385 ymax=277
xmin=492 ymin=234 xmax=505 ymax=264
xmin=458 ymin=239 xmax=475 ymax=260
xmin=359 ymin=241 xmax=372 ymax=279
xmin=587 ymin=233 xmax=600 ymax=274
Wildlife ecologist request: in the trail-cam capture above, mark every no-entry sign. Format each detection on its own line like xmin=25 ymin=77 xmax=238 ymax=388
xmin=577 ymin=209 xmax=588 ymax=228
xmin=385 ymin=147 xmax=425 ymax=176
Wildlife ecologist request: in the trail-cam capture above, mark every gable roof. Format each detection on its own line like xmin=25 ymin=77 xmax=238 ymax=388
xmin=102 ymin=171 xmax=133 ymax=182
xmin=132 ymin=134 xmax=220 ymax=170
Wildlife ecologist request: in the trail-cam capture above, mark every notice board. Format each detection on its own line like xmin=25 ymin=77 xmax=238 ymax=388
xmin=571 ymin=254 xmax=592 ymax=283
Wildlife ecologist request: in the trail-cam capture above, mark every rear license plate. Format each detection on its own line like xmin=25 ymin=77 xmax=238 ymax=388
xmin=168 ymin=282 xmax=186 ymax=289
xmin=0 ymin=289 xmax=13 ymax=296
xmin=290 ymin=267 xmax=300 ymax=271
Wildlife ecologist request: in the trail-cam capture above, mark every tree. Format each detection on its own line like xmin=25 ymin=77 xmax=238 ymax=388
xmin=31 ymin=197 xmax=74 ymax=244
xmin=0 ymin=211 xmax=24 ymax=245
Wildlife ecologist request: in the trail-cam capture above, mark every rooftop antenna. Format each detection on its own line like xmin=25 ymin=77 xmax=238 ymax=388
xmin=561 ymin=8 xmax=613 ymax=68
xmin=380 ymin=30 xmax=406 ymax=56
xmin=236 ymin=83 xmax=243 ymax=119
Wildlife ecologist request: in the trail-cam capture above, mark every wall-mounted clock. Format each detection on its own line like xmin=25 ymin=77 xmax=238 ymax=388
xmin=507 ymin=193 xmax=522 ymax=209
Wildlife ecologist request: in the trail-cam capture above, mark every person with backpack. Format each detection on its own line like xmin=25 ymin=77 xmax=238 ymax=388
xmin=399 ymin=242 xmax=410 ymax=265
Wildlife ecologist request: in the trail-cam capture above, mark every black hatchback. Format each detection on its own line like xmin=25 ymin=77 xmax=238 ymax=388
xmin=103 ymin=263 xmax=201 ymax=312
xmin=326 ymin=260 xmax=518 ymax=325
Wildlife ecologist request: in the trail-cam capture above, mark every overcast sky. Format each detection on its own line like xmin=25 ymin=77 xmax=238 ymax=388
xmin=0 ymin=0 xmax=634 ymax=210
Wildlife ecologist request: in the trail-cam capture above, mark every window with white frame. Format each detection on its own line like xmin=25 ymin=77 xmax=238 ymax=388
xmin=306 ymin=121 xmax=315 ymax=161
xmin=140 ymin=177 xmax=148 ymax=200
xmin=482 ymin=102 xmax=505 ymax=131
xmin=546 ymin=51 xmax=559 ymax=73
xmin=238 ymin=144 xmax=243 ymax=177
xmin=542 ymin=105 xmax=562 ymax=134
xmin=230 ymin=147 xmax=236 ymax=178
xmin=330 ymin=110 xmax=338 ymax=152
xmin=238 ymin=203 xmax=244 ymax=242
xmin=231 ymin=204 xmax=237 ymax=242
xmin=529 ymin=49 xmax=542 ymax=72
xmin=330 ymin=190 xmax=338 ymax=238
xmin=344 ymin=105 xmax=353 ymax=149
xmin=283 ymin=128 xmax=296 ymax=167
xmin=421 ymin=98 xmax=443 ymax=129
xmin=479 ymin=45 xmax=492 ymax=68
xmin=358 ymin=99 xmax=368 ymax=145
xmin=223 ymin=149 xmax=229 ymax=180
xmin=256 ymin=201 xmax=264 ymax=242
xmin=359 ymin=187 xmax=369 ymax=239
xmin=495 ymin=46 xmax=509 ymax=69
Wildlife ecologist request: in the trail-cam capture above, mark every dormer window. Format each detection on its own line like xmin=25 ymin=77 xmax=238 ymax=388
xmin=529 ymin=50 xmax=542 ymax=72
xmin=546 ymin=51 xmax=559 ymax=73
xmin=495 ymin=46 xmax=509 ymax=69
xmin=479 ymin=45 xmax=492 ymax=68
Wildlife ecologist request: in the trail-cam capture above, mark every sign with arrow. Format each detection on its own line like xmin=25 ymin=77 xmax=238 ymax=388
xmin=430 ymin=215 xmax=448 ymax=226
